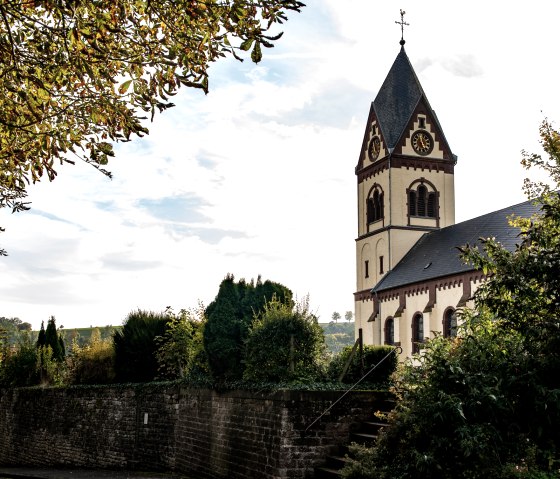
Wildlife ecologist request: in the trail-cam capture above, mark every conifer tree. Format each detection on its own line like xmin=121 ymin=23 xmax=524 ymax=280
xmin=204 ymin=274 xmax=292 ymax=380
xmin=36 ymin=320 xmax=46 ymax=348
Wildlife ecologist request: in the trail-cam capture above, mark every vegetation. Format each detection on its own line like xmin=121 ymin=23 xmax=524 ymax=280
xmin=0 ymin=333 xmax=39 ymax=387
xmin=203 ymin=274 xmax=292 ymax=380
xmin=243 ymin=297 xmax=326 ymax=383
xmin=0 ymin=317 xmax=32 ymax=345
xmin=327 ymin=344 xmax=396 ymax=387
xmin=155 ymin=306 xmax=207 ymax=380
xmin=343 ymin=120 xmax=560 ymax=478
xmin=0 ymin=0 xmax=304 ymax=247
xmin=321 ymin=321 xmax=354 ymax=355
xmin=113 ymin=309 xmax=169 ymax=383
xmin=1 ymin=281 xmax=393 ymax=393
xmin=68 ymin=328 xmax=115 ymax=385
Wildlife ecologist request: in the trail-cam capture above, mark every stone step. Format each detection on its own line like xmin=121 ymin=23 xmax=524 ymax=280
xmin=314 ymin=465 xmax=343 ymax=479
xmin=313 ymin=418 xmax=388 ymax=478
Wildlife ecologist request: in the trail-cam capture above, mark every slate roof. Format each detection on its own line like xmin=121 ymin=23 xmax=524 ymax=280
xmin=372 ymin=199 xmax=541 ymax=293
xmin=373 ymin=47 xmax=425 ymax=149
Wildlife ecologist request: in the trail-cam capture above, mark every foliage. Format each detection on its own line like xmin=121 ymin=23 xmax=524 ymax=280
xmin=345 ymin=311 xmax=354 ymax=322
xmin=343 ymin=119 xmax=560 ymax=478
xmin=68 ymin=328 xmax=115 ymax=385
xmin=155 ymin=305 xmax=207 ymax=380
xmin=243 ymin=297 xmax=326 ymax=382
xmin=36 ymin=320 xmax=46 ymax=348
xmin=0 ymin=0 xmax=304 ymax=224
xmin=37 ymin=345 xmax=66 ymax=385
xmin=0 ymin=332 xmax=39 ymax=387
xmin=332 ymin=311 xmax=341 ymax=323
xmin=0 ymin=316 xmax=32 ymax=345
xmin=203 ymin=274 xmax=293 ymax=380
xmin=327 ymin=344 xmax=397 ymax=387
xmin=113 ymin=309 xmax=170 ymax=383
xmin=321 ymin=321 xmax=355 ymax=355
xmin=43 ymin=316 xmax=65 ymax=361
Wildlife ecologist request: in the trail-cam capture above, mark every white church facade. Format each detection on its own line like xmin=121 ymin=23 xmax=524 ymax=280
xmin=353 ymin=44 xmax=538 ymax=358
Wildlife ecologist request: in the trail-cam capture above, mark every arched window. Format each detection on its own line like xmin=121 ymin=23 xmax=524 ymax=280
xmin=367 ymin=187 xmax=384 ymax=224
xmin=443 ymin=308 xmax=458 ymax=338
xmin=408 ymin=182 xmax=437 ymax=219
xmin=412 ymin=313 xmax=424 ymax=354
xmin=384 ymin=317 xmax=394 ymax=345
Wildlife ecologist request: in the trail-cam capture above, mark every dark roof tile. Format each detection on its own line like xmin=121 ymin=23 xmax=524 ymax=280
xmin=372 ymin=199 xmax=540 ymax=293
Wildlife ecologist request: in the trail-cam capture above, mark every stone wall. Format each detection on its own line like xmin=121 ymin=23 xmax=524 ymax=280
xmin=0 ymin=384 xmax=391 ymax=479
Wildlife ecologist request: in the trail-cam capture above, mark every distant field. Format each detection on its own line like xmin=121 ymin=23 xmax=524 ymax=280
xmin=61 ymin=326 xmax=123 ymax=347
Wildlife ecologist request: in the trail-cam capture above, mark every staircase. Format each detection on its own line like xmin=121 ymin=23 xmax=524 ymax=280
xmin=313 ymin=415 xmax=389 ymax=479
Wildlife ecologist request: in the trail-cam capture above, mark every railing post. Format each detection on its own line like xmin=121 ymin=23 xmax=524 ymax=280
xmin=359 ymin=328 xmax=364 ymax=377
xmin=290 ymin=334 xmax=295 ymax=374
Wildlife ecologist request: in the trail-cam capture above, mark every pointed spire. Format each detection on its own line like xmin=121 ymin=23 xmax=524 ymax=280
xmin=373 ymin=47 xmax=425 ymax=150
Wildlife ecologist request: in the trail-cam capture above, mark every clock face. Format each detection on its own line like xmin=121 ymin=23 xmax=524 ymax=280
xmin=368 ymin=136 xmax=381 ymax=161
xmin=411 ymin=130 xmax=433 ymax=156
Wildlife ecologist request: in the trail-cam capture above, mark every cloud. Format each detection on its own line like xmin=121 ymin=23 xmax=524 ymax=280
xmin=441 ymin=54 xmax=483 ymax=78
xmin=416 ymin=55 xmax=483 ymax=78
xmin=100 ymin=252 xmax=162 ymax=272
xmin=137 ymin=195 xmax=212 ymax=224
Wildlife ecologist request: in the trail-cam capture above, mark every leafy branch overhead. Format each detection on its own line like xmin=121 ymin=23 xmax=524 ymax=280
xmin=0 ymin=0 xmax=305 ymax=212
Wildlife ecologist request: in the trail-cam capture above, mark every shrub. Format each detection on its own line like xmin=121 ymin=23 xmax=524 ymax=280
xmin=69 ymin=328 xmax=115 ymax=384
xmin=0 ymin=333 xmax=39 ymax=387
xmin=113 ymin=309 xmax=169 ymax=383
xmin=327 ymin=344 xmax=397 ymax=386
xmin=243 ymin=297 xmax=326 ymax=383
xmin=155 ymin=306 xmax=207 ymax=380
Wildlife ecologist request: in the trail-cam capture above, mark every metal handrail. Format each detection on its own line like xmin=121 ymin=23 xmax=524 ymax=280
xmin=304 ymin=345 xmax=403 ymax=435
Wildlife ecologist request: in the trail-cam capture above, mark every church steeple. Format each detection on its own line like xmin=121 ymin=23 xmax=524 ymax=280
xmin=354 ymin=35 xmax=457 ymax=345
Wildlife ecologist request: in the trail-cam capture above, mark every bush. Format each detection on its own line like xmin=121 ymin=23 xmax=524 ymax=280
xmin=0 ymin=333 xmax=39 ymax=387
xmin=243 ymin=297 xmax=326 ymax=383
xmin=327 ymin=344 xmax=397 ymax=386
xmin=113 ymin=309 xmax=169 ymax=383
xmin=69 ymin=328 xmax=115 ymax=384
xmin=155 ymin=306 xmax=207 ymax=380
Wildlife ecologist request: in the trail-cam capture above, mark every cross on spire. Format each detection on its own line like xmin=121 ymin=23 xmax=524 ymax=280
xmin=395 ymin=9 xmax=409 ymax=46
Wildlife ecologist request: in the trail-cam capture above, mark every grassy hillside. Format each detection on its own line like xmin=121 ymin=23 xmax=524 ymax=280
xmin=320 ymin=321 xmax=355 ymax=355
xmin=61 ymin=325 xmax=122 ymax=348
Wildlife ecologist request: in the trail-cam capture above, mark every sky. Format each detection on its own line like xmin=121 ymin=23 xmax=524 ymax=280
xmin=1 ymin=1 xmax=560 ymax=330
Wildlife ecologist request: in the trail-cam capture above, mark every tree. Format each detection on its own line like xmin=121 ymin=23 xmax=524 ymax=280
xmin=113 ymin=309 xmax=169 ymax=382
xmin=0 ymin=0 xmax=304 ymax=227
xmin=345 ymin=310 xmax=353 ymax=322
xmin=243 ymin=296 xmax=326 ymax=383
xmin=331 ymin=311 xmax=341 ymax=323
xmin=36 ymin=320 xmax=46 ymax=348
xmin=44 ymin=315 xmax=64 ymax=361
xmin=203 ymin=274 xmax=292 ymax=380
xmin=343 ymin=120 xmax=560 ymax=479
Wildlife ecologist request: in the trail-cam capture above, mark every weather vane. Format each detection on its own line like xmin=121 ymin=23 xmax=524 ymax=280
xmin=395 ymin=9 xmax=409 ymax=46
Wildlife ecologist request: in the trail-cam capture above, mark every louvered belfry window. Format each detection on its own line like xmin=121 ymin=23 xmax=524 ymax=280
xmin=409 ymin=183 xmax=437 ymax=219
xmin=367 ymin=189 xmax=384 ymax=223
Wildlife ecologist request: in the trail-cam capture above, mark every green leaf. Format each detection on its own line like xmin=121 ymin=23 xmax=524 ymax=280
xmin=118 ymin=80 xmax=133 ymax=95
xmin=240 ymin=38 xmax=254 ymax=51
xmin=251 ymin=41 xmax=262 ymax=63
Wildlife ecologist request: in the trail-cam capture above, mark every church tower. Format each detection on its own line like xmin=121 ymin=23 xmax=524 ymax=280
xmin=354 ymin=34 xmax=457 ymax=345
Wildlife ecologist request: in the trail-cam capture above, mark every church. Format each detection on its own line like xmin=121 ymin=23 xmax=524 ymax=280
xmin=353 ymin=37 xmax=539 ymax=358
